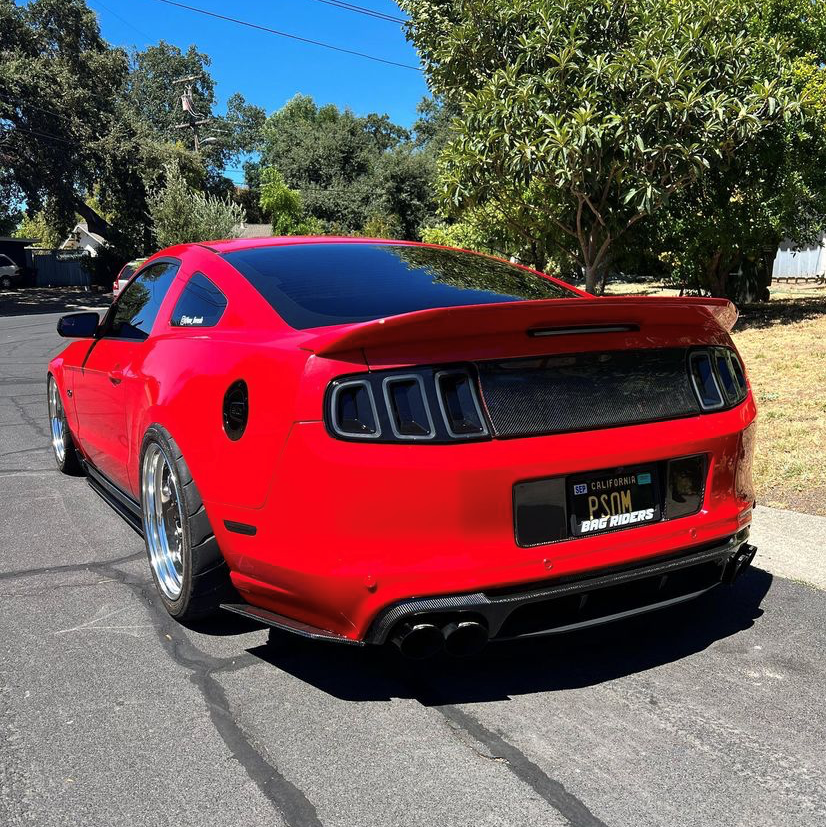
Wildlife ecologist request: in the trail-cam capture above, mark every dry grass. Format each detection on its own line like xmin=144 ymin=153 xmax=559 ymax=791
xmin=603 ymin=282 xmax=826 ymax=515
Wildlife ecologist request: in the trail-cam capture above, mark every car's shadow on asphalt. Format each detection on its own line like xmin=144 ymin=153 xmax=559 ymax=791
xmin=246 ymin=567 xmax=773 ymax=704
xmin=0 ymin=287 xmax=111 ymax=317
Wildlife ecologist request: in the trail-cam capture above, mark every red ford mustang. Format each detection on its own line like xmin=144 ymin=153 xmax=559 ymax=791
xmin=47 ymin=238 xmax=757 ymax=657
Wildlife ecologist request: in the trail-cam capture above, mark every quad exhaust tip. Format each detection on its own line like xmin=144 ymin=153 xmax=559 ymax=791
xmin=391 ymin=622 xmax=444 ymax=659
xmin=442 ymin=620 xmax=489 ymax=657
xmin=391 ymin=618 xmax=490 ymax=659
xmin=723 ymin=543 xmax=758 ymax=584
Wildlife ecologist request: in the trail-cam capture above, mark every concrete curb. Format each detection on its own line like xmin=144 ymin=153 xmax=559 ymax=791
xmin=750 ymin=504 xmax=826 ymax=590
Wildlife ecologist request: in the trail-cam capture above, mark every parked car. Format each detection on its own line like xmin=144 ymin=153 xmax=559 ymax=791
xmin=47 ymin=238 xmax=757 ymax=657
xmin=0 ymin=254 xmax=22 ymax=289
xmin=112 ymin=257 xmax=147 ymax=298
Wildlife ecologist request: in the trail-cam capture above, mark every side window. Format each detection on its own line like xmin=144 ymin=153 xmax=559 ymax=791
xmin=107 ymin=261 xmax=180 ymax=341
xmin=0 ymin=254 xmax=13 ymax=266
xmin=170 ymin=272 xmax=227 ymax=328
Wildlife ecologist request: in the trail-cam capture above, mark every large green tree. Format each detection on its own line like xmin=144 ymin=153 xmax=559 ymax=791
xmin=646 ymin=2 xmax=826 ymax=299
xmin=0 ymin=0 xmax=128 ymax=239
xmin=401 ymin=0 xmax=801 ymax=292
xmin=256 ymin=95 xmax=437 ymax=238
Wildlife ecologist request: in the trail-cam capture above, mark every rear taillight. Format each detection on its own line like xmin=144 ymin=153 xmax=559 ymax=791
xmin=330 ymin=380 xmax=379 ymax=439
xmin=689 ymin=347 xmax=747 ymax=410
xmin=436 ymin=370 xmax=488 ymax=438
xmin=326 ymin=366 xmax=489 ymax=444
xmin=383 ymin=375 xmax=434 ymax=439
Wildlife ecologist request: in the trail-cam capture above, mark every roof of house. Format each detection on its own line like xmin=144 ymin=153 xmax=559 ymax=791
xmin=236 ymin=224 xmax=273 ymax=239
xmin=60 ymin=222 xmax=106 ymax=249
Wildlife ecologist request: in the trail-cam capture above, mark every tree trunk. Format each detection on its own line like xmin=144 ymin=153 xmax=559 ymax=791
xmin=73 ymin=199 xmax=113 ymax=240
xmin=584 ymin=263 xmax=602 ymax=294
xmin=703 ymin=251 xmax=729 ymax=298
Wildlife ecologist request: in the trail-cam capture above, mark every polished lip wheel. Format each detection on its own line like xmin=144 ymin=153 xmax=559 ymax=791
xmin=48 ymin=377 xmax=66 ymax=464
xmin=142 ymin=443 xmax=185 ymax=600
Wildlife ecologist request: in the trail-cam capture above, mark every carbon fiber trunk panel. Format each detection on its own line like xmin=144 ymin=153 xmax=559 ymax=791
xmin=477 ymin=348 xmax=700 ymax=438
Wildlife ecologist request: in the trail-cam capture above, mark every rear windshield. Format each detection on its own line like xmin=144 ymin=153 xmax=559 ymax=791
xmin=223 ymin=243 xmax=579 ymax=330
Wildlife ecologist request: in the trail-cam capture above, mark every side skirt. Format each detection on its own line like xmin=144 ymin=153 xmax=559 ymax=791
xmin=83 ymin=461 xmax=144 ymax=537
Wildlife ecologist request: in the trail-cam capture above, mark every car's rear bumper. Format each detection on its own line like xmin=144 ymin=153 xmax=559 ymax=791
xmin=211 ymin=400 xmax=757 ymax=642
xmin=219 ymin=532 xmax=755 ymax=648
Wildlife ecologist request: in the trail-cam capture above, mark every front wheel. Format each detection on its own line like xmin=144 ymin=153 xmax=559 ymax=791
xmin=47 ymin=375 xmax=83 ymax=475
xmin=140 ymin=425 xmax=235 ymax=620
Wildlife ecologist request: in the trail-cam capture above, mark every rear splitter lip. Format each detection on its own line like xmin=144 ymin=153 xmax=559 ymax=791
xmin=364 ymin=530 xmax=751 ymax=645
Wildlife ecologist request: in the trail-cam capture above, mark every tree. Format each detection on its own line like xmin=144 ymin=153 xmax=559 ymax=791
xmin=122 ymin=43 xmax=265 ymax=182
xmin=147 ymin=160 xmax=245 ymax=247
xmin=412 ymin=95 xmax=457 ymax=153
xmin=123 ymin=41 xmax=216 ymax=142
xmin=0 ymin=0 xmax=129 ymax=239
xmin=14 ymin=211 xmax=60 ymax=247
xmin=401 ymin=0 xmax=800 ymax=292
xmin=259 ymin=95 xmax=382 ymax=233
xmin=645 ymin=2 xmax=826 ymax=299
xmin=373 ymin=148 xmax=436 ymax=240
xmin=258 ymin=95 xmax=437 ymax=237
xmin=258 ymin=167 xmax=321 ymax=236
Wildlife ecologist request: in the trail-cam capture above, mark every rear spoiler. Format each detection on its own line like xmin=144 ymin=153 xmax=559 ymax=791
xmin=303 ymin=296 xmax=738 ymax=357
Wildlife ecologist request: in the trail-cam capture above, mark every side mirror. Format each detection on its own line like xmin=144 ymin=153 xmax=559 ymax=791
xmin=57 ymin=311 xmax=100 ymax=339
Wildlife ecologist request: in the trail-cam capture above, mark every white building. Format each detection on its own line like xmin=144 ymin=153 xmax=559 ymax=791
xmin=59 ymin=222 xmax=107 ymax=257
xmin=772 ymin=235 xmax=826 ymax=279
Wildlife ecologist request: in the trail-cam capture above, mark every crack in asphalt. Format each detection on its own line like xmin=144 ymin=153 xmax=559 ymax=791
xmin=0 ymin=556 xmax=323 ymax=827
xmin=437 ymin=705 xmax=609 ymax=827
xmin=386 ymin=661 xmax=608 ymax=827
xmin=8 ymin=393 xmax=49 ymax=441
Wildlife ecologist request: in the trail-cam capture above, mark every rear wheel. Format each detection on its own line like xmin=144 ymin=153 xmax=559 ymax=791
xmin=140 ymin=425 xmax=235 ymax=620
xmin=47 ymin=375 xmax=83 ymax=475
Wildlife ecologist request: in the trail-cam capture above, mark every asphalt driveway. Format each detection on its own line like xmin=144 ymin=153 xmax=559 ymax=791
xmin=1 ymin=310 xmax=824 ymax=827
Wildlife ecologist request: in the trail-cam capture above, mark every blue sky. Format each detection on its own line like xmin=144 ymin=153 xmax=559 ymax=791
xmin=90 ymin=0 xmax=428 ymax=128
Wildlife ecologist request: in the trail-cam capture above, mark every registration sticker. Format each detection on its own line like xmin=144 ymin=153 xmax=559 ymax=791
xmin=573 ymin=483 xmax=588 ymax=495
xmin=637 ymin=473 xmax=652 ymax=485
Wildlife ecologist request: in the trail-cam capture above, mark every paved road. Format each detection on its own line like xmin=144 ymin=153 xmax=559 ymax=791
xmin=1 ymin=310 xmax=825 ymax=827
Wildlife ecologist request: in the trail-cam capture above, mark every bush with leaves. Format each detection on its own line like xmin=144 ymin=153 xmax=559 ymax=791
xmin=258 ymin=167 xmax=321 ymax=236
xmin=148 ymin=161 xmax=245 ymax=247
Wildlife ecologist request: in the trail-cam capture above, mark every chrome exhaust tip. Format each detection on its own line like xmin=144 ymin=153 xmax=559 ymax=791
xmin=442 ymin=620 xmax=489 ymax=657
xmin=391 ymin=622 xmax=444 ymax=659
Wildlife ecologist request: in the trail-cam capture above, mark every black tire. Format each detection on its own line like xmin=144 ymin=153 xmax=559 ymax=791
xmin=47 ymin=375 xmax=84 ymax=476
xmin=139 ymin=424 xmax=235 ymax=620
xmin=0 ymin=275 xmax=13 ymax=289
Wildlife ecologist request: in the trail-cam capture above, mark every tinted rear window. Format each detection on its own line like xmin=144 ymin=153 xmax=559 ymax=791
xmin=223 ymin=243 xmax=578 ymax=330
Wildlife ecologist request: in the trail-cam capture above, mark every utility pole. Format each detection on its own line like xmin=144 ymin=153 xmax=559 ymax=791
xmin=172 ymin=75 xmax=210 ymax=152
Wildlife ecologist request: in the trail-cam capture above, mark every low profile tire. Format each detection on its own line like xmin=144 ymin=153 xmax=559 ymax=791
xmin=140 ymin=425 xmax=235 ymax=620
xmin=47 ymin=375 xmax=83 ymax=475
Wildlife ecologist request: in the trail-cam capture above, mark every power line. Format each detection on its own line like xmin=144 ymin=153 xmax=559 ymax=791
xmin=1 ymin=125 xmax=77 ymax=147
xmin=0 ymin=93 xmax=76 ymax=124
xmin=92 ymin=0 xmax=155 ymax=42
xmin=302 ymin=0 xmax=406 ymax=25
xmin=149 ymin=0 xmax=421 ymax=71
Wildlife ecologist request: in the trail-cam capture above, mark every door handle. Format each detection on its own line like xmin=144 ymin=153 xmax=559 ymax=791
xmin=108 ymin=367 xmax=124 ymax=385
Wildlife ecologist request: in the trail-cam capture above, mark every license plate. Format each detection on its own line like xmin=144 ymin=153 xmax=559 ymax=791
xmin=568 ymin=465 xmax=661 ymax=536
